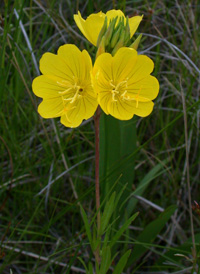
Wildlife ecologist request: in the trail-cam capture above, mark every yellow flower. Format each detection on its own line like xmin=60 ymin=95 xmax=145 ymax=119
xmin=32 ymin=44 xmax=98 ymax=128
xmin=92 ymin=47 xmax=159 ymax=120
xmin=74 ymin=10 xmax=143 ymax=46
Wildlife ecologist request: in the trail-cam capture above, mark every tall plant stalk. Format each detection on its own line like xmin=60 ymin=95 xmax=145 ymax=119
xmin=94 ymin=106 xmax=101 ymax=265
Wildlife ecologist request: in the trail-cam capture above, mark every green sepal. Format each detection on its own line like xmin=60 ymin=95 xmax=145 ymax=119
xmin=129 ymin=34 xmax=143 ymax=50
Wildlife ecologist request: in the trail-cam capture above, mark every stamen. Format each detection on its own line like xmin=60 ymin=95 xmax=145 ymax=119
xmin=121 ymin=90 xmax=128 ymax=98
xmin=58 ymin=87 xmax=73 ymax=95
xmin=70 ymin=89 xmax=80 ymax=103
xmin=111 ymin=89 xmax=119 ymax=102
xmin=109 ymin=79 xmax=129 ymax=102
xmin=58 ymin=81 xmax=84 ymax=104
xmin=115 ymin=80 xmax=128 ymax=90
xmin=56 ymin=80 xmax=71 ymax=87
xmin=109 ymin=80 xmax=115 ymax=88
xmin=59 ymin=96 xmax=77 ymax=119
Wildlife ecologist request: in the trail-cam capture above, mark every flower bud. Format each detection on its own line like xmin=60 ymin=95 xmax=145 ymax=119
xmin=104 ymin=17 xmax=118 ymax=47
xmin=124 ymin=16 xmax=131 ymax=45
xmin=96 ymin=36 xmax=106 ymax=58
xmin=96 ymin=17 xmax=108 ymax=48
xmin=112 ymin=31 xmax=125 ymax=55
xmin=110 ymin=23 xmax=123 ymax=48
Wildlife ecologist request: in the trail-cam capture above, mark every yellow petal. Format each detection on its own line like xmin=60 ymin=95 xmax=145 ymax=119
xmin=93 ymin=52 xmax=112 ymax=82
xmin=127 ymin=55 xmax=154 ymax=82
xmin=81 ymin=49 xmax=93 ymax=79
xmin=38 ymin=98 xmax=64 ymax=118
xmin=130 ymin=100 xmax=154 ymax=117
xmin=92 ymin=53 xmax=113 ymax=108
xmin=129 ymin=15 xmax=143 ymax=37
xmin=127 ymin=75 xmax=159 ymax=100
xmin=106 ymin=9 xmax=125 ymax=23
xmin=108 ymin=98 xmax=134 ymax=120
xmin=39 ymin=52 xmax=73 ymax=81
xmin=60 ymin=96 xmax=98 ymax=128
xmin=57 ymin=44 xmax=88 ymax=80
xmin=108 ymin=99 xmax=154 ymax=119
xmin=32 ymin=75 xmax=68 ymax=99
xmin=60 ymin=101 xmax=85 ymax=128
xmin=112 ymin=47 xmax=137 ymax=81
xmin=74 ymin=11 xmax=105 ymax=46
xmin=74 ymin=11 xmax=90 ymax=42
xmin=97 ymin=92 xmax=112 ymax=115
xmin=82 ymin=96 xmax=98 ymax=120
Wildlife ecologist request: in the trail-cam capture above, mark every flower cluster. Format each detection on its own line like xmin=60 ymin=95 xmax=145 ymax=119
xmin=32 ymin=10 xmax=159 ymax=128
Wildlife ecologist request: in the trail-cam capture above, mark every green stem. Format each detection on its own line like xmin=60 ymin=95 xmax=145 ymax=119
xmin=94 ymin=106 xmax=101 ymax=266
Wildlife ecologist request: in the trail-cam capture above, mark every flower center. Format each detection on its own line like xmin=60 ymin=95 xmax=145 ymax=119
xmin=109 ymin=79 xmax=128 ymax=102
xmin=109 ymin=80 xmax=148 ymax=108
xmin=58 ymin=81 xmax=84 ymax=104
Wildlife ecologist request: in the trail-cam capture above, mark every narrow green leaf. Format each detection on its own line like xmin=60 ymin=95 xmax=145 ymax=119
xmin=128 ymin=205 xmax=176 ymax=264
xmin=80 ymin=205 xmax=93 ymax=250
xmin=113 ymin=250 xmax=131 ymax=274
xmin=100 ymin=192 xmax=116 ymax=235
xmin=110 ymin=212 xmax=139 ymax=248
xmin=88 ymin=262 xmax=94 ymax=274
xmin=99 ymin=246 xmax=112 ymax=274
xmin=77 ymin=257 xmax=88 ymax=272
xmin=102 ymin=227 xmax=111 ymax=251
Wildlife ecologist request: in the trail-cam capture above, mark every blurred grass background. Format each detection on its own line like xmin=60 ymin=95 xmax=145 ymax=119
xmin=0 ymin=0 xmax=200 ymax=273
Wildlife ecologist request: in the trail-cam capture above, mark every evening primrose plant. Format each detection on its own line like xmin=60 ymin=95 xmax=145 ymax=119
xmin=32 ymin=9 xmax=159 ymax=273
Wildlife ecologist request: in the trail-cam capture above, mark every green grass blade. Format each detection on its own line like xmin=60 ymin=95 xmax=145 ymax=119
xmin=110 ymin=212 xmax=139 ymax=248
xmin=100 ymin=192 xmax=116 ymax=235
xmin=80 ymin=205 xmax=93 ymax=251
xmin=99 ymin=246 xmax=112 ymax=274
xmin=125 ymin=159 xmax=169 ymax=218
xmin=128 ymin=205 xmax=176 ymax=264
xmin=113 ymin=249 xmax=131 ymax=274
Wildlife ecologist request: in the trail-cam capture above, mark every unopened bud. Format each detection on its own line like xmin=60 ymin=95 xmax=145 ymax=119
xmin=124 ymin=16 xmax=131 ymax=45
xmin=112 ymin=31 xmax=125 ymax=55
xmin=96 ymin=17 xmax=108 ymax=48
xmin=96 ymin=36 xmax=105 ymax=58
xmin=104 ymin=17 xmax=118 ymax=47
xmin=129 ymin=34 xmax=142 ymax=50
xmin=110 ymin=23 xmax=123 ymax=48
